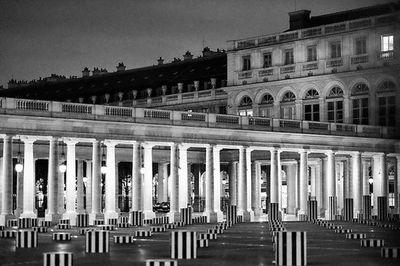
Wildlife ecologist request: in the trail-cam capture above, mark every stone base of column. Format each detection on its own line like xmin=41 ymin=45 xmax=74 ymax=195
xmin=297 ymin=209 xmax=308 ymax=221
xmin=89 ymin=212 xmax=104 ymax=226
xmin=203 ymin=211 xmax=224 ymax=223
xmin=104 ymin=211 xmax=119 ymax=222
xmin=143 ymin=210 xmax=156 ymax=220
xmin=253 ymin=208 xmax=262 ymax=218
xmin=63 ymin=212 xmax=78 ymax=226
xmin=167 ymin=211 xmax=181 ymax=223
xmin=0 ymin=214 xmax=15 ymax=226
xmin=14 ymin=208 xmax=23 ymax=218
xmin=20 ymin=212 xmax=37 ymax=219
xmin=237 ymin=210 xmax=254 ymax=222
xmin=45 ymin=213 xmax=61 ymax=224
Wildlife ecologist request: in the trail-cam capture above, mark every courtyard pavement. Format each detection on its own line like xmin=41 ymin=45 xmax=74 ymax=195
xmin=0 ymin=220 xmax=399 ymax=265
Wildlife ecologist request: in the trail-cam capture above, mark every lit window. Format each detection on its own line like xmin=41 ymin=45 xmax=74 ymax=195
xmin=307 ymin=45 xmax=317 ymax=62
xmin=381 ymin=35 xmax=394 ymax=52
xmin=242 ymin=56 xmax=251 ymax=71
xmin=330 ymin=42 xmax=341 ymax=58
xmin=284 ymin=49 xmax=294 ymax=65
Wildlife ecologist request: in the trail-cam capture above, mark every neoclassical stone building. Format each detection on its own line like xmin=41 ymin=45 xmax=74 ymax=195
xmin=0 ymin=2 xmax=399 ymax=225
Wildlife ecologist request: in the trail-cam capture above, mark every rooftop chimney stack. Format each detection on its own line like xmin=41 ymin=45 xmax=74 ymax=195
xmin=116 ymin=62 xmax=126 ymax=72
xmin=92 ymin=67 xmax=100 ymax=76
xmin=157 ymin=57 xmax=164 ymax=65
xmin=183 ymin=51 xmax=193 ymax=60
xmin=288 ymin=10 xmax=311 ymax=30
xmin=82 ymin=67 xmax=90 ymax=77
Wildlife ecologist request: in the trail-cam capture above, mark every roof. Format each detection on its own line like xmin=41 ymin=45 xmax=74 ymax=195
xmin=0 ymin=53 xmax=227 ymax=101
xmin=289 ymin=1 xmax=400 ymax=31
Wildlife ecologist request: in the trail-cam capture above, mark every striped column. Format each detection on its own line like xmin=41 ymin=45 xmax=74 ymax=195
xmin=76 ymin=214 xmax=89 ymax=227
xmin=328 ymin=196 xmax=337 ymax=221
xmin=228 ymin=162 xmax=237 ymax=206
xmin=362 ymin=195 xmax=371 ymax=220
xmin=171 ymin=231 xmax=197 ymax=259
xmin=16 ymin=230 xmax=37 ymax=248
xmin=130 ymin=211 xmax=143 ymax=226
xmin=85 ymin=230 xmax=109 ymax=253
xmin=146 ymin=259 xmax=177 ymax=266
xmin=226 ymin=205 xmax=237 ymax=224
xmin=180 ymin=207 xmax=192 ymax=225
xmin=275 ymin=231 xmax=307 ymax=266
xmin=63 ymin=139 xmax=78 ymax=224
xmin=268 ymin=203 xmax=280 ymax=222
xmin=377 ymin=196 xmax=388 ymax=221
xmin=344 ymin=198 xmax=354 ymax=221
xmin=43 ymin=252 xmax=73 ymax=266
xmin=307 ymin=200 xmax=317 ymax=221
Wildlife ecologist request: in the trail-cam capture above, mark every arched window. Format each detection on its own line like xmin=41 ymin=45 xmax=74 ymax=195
xmin=304 ymin=89 xmax=320 ymax=121
xmin=351 ymin=83 xmax=369 ymax=95
xmin=238 ymin=96 xmax=253 ymax=116
xmin=378 ymin=80 xmax=396 ymax=92
xmin=304 ymin=89 xmax=319 ymax=99
xmin=260 ymin=93 xmax=274 ymax=117
xmin=328 ymin=86 xmax=344 ymax=97
xmin=261 ymin=93 xmax=274 ymax=104
xmin=239 ymin=96 xmax=253 ymax=106
xmin=327 ymin=86 xmax=344 ymax=123
xmin=377 ymin=81 xmax=396 ymax=126
xmin=282 ymin=91 xmax=296 ymax=102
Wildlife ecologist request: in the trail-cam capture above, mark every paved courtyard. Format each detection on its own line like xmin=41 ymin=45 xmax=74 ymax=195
xmin=1 ymin=220 xmax=399 ymax=265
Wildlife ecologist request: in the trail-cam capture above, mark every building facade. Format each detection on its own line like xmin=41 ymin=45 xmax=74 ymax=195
xmin=0 ymin=2 xmax=399 ymax=226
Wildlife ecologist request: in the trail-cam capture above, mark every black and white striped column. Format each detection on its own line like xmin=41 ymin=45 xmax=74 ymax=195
xmin=145 ymin=259 xmax=178 ymax=266
xmin=130 ymin=211 xmax=143 ymax=226
xmin=362 ymin=195 xmax=371 ymax=220
xmin=307 ymin=200 xmax=317 ymax=221
xmin=377 ymin=196 xmax=387 ymax=221
xmin=344 ymin=198 xmax=353 ymax=221
xmin=226 ymin=205 xmax=237 ymax=224
xmin=85 ymin=230 xmax=109 ymax=253
xmin=171 ymin=231 xmax=197 ymax=259
xmin=43 ymin=252 xmax=73 ymax=266
xmin=16 ymin=230 xmax=37 ymax=248
xmin=76 ymin=214 xmax=89 ymax=227
xmin=268 ymin=203 xmax=280 ymax=222
xmin=180 ymin=207 xmax=192 ymax=225
xmin=275 ymin=231 xmax=307 ymax=266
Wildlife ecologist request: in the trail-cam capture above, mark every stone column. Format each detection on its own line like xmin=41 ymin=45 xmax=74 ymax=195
xmin=21 ymin=137 xmax=36 ymax=218
xmin=352 ymin=152 xmax=362 ymax=218
xmin=130 ymin=142 xmax=141 ymax=212
xmin=157 ymin=163 xmax=165 ymax=202
xmin=372 ymin=153 xmax=387 ymax=217
xmin=395 ymin=155 xmax=400 ymax=214
xmin=204 ymin=145 xmax=214 ymax=221
xmin=76 ymin=160 xmax=84 ymax=214
xmin=228 ymin=162 xmax=237 ymax=206
xmin=270 ymin=149 xmax=279 ymax=204
xmin=315 ymin=159 xmax=323 ymax=217
xmin=142 ymin=143 xmax=155 ymax=219
xmin=251 ymin=161 xmax=262 ymax=217
xmin=168 ymin=143 xmax=179 ymax=222
xmin=212 ymin=146 xmax=223 ymax=222
xmin=187 ymin=163 xmax=192 ymax=206
xmin=162 ymin=163 xmax=169 ymax=202
xmin=0 ymin=158 xmax=3 ymax=214
xmin=104 ymin=141 xmax=118 ymax=221
xmin=178 ymin=145 xmax=188 ymax=209
xmin=85 ymin=160 xmax=92 ymax=213
xmin=45 ymin=137 xmax=60 ymax=222
xmin=310 ymin=165 xmax=316 ymax=198
xmin=286 ymin=163 xmax=297 ymax=214
xmin=277 ymin=151 xmax=282 ymax=209
xmin=63 ymin=140 xmax=78 ymax=224
xmin=89 ymin=140 xmax=103 ymax=224
xmin=0 ymin=135 xmax=14 ymax=225
xmin=325 ymin=151 xmax=336 ymax=220
xmin=298 ymin=150 xmax=308 ymax=216
xmin=15 ymin=171 xmax=23 ymax=217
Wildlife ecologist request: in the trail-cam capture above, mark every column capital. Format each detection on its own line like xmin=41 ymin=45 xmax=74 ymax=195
xmin=297 ymin=149 xmax=308 ymax=155
xmin=142 ymin=142 xmax=155 ymax=149
xmin=103 ymin=140 xmax=118 ymax=147
xmin=63 ymin=138 xmax=79 ymax=145
xmin=178 ymin=143 xmax=190 ymax=151
xmin=19 ymin=135 xmax=37 ymax=144
xmin=351 ymin=151 xmax=361 ymax=157
xmin=324 ymin=150 xmax=335 ymax=156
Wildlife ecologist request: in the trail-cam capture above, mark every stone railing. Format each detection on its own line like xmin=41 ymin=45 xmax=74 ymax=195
xmin=228 ymin=13 xmax=399 ymax=51
xmin=0 ymin=97 xmax=397 ymax=139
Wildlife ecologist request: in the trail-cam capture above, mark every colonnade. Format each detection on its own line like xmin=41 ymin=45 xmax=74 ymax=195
xmin=0 ymin=134 xmax=399 ymax=226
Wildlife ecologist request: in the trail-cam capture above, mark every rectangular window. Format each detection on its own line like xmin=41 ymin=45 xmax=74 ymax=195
xmin=378 ymin=96 xmax=396 ymax=126
xmin=242 ymin=56 xmax=251 ymax=71
xmin=284 ymin=49 xmax=294 ymax=65
xmin=352 ymin=98 xmax=369 ymax=125
xmin=330 ymin=42 xmax=341 ymax=58
xmin=327 ymin=100 xmax=343 ymax=123
xmin=304 ymin=103 xmax=320 ymax=121
xmin=307 ymin=45 xmax=317 ymax=62
xmin=281 ymin=105 xmax=295 ymax=119
xmin=263 ymin=53 xmax=272 ymax=68
xmin=355 ymin=37 xmax=367 ymax=55
xmin=381 ymin=35 xmax=394 ymax=51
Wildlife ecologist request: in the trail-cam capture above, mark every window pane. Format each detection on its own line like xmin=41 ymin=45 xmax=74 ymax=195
xmin=305 ymin=105 xmax=311 ymax=112
xmin=328 ymin=102 xmax=334 ymax=110
xmin=337 ymin=101 xmax=343 ymax=110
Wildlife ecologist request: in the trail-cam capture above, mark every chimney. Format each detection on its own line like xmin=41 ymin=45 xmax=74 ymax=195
xmin=82 ymin=67 xmax=90 ymax=77
xmin=92 ymin=67 xmax=100 ymax=76
xmin=157 ymin=57 xmax=164 ymax=65
xmin=116 ymin=62 xmax=126 ymax=72
xmin=288 ymin=10 xmax=311 ymax=30
xmin=183 ymin=51 xmax=193 ymax=60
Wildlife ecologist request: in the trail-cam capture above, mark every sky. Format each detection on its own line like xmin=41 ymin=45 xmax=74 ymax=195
xmin=0 ymin=0 xmax=394 ymax=87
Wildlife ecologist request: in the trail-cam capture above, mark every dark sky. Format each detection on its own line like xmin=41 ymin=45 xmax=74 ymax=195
xmin=0 ymin=0 xmax=394 ymax=87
